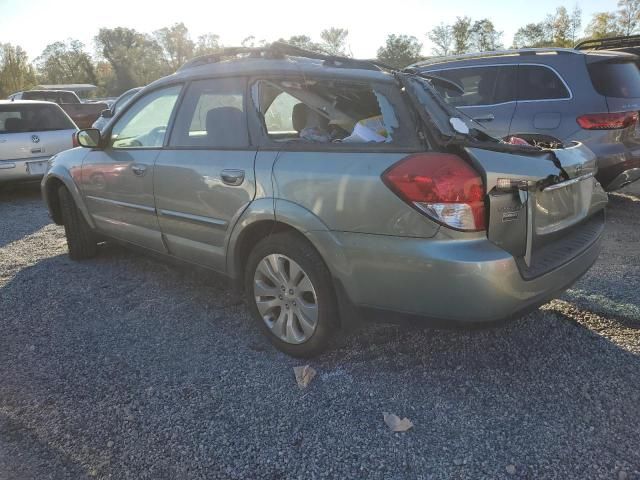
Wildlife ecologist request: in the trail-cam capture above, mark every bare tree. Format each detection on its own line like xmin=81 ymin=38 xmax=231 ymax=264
xmin=320 ymin=28 xmax=350 ymax=56
xmin=569 ymin=5 xmax=583 ymax=44
xmin=428 ymin=24 xmax=454 ymax=57
xmin=617 ymin=0 xmax=640 ymax=35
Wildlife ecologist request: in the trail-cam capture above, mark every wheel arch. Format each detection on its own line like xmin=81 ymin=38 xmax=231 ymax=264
xmin=42 ymin=167 xmax=94 ymax=229
xmin=226 ymin=199 xmax=348 ymax=286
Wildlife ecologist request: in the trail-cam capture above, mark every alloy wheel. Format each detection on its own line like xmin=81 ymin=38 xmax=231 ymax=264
xmin=253 ymin=254 xmax=319 ymax=344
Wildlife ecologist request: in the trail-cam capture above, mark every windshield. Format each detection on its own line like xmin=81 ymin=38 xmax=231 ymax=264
xmin=0 ymin=104 xmax=76 ymax=133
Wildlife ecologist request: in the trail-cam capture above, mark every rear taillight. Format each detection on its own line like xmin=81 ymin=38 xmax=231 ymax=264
xmin=576 ymin=111 xmax=638 ymax=130
xmin=72 ymin=132 xmax=79 ymax=148
xmin=382 ymin=153 xmax=486 ymax=231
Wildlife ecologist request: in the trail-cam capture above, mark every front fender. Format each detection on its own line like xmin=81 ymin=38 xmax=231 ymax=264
xmin=41 ymin=147 xmax=94 ymax=228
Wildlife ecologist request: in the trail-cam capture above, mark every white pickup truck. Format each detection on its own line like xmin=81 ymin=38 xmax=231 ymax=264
xmin=0 ymin=100 xmax=77 ymax=183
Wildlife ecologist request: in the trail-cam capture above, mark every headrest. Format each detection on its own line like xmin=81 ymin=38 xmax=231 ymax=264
xmin=205 ymin=107 xmax=246 ymax=147
xmin=4 ymin=117 xmax=25 ymax=132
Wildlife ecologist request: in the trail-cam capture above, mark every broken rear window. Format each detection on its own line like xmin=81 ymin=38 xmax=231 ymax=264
xmin=252 ymin=79 xmax=403 ymax=145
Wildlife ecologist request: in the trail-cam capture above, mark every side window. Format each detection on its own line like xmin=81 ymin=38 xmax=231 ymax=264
xmin=431 ymin=66 xmax=517 ymax=107
xmin=517 ymin=65 xmax=570 ymax=101
xmin=169 ymin=78 xmax=247 ymax=148
xmin=493 ymin=66 xmax=518 ymax=104
xmin=111 ymin=85 xmax=181 ymax=149
xmin=254 ymin=79 xmax=402 ymax=145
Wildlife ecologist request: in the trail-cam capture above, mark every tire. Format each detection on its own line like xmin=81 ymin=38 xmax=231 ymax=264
xmin=244 ymin=232 xmax=338 ymax=357
xmin=58 ymin=186 xmax=98 ymax=260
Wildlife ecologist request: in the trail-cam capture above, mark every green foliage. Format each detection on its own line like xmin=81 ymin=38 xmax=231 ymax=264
xmin=95 ymin=27 xmax=166 ymax=94
xmin=452 ymin=16 xmax=473 ymax=54
xmin=154 ymin=22 xmax=195 ymax=70
xmin=470 ymin=19 xmax=503 ymax=52
xmin=376 ymin=34 xmax=423 ymax=69
xmin=585 ymin=12 xmax=623 ymax=39
xmin=195 ymin=34 xmax=222 ymax=56
xmin=0 ymin=43 xmax=36 ymax=97
xmin=35 ymin=39 xmax=96 ymax=85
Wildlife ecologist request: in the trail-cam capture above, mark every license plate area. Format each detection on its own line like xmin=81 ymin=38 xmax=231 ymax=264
xmin=26 ymin=160 xmax=48 ymax=175
xmin=535 ymin=175 xmax=594 ymax=236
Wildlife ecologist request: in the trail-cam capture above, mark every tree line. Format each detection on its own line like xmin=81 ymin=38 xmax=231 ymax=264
xmin=0 ymin=0 xmax=638 ymax=98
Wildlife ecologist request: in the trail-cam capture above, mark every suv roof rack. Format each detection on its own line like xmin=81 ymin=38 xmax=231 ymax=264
xmin=178 ymin=42 xmax=396 ymax=73
xmin=411 ymin=48 xmax=578 ymax=67
xmin=575 ymin=34 xmax=640 ymax=51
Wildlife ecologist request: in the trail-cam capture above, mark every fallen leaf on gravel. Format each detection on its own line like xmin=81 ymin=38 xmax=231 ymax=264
xmin=293 ymin=365 xmax=316 ymax=388
xmin=383 ymin=413 xmax=413 ymax=432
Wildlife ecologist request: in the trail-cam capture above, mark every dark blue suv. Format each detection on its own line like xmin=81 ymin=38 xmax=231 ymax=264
xmin=413 ymin=47 xmax=640 ymax=191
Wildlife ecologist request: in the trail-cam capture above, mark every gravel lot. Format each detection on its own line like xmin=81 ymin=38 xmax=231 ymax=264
xmin=1 ymin=182 xmax=639 ymax=480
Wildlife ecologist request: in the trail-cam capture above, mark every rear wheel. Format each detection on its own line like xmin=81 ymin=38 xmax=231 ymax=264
xmin=58 ymin=186 xmax=98 ymax=260
xmin=245 ymin=232 xmax=338 ymax=357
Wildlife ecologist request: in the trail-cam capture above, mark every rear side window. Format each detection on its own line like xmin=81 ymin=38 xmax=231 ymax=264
xmin=0 ymin=104 xmax=75 ymax=133
xmin=169 ymin=78 xmax=248 ymax=148
xmin=517 ymin=65 xmax=570 ymax=101
xmin=588 ymin=61 xmax=640 ymax=98
xmin=22 ymin=91 xmax=59 ymax=102
xmin=58 ymin=92 xmax=78 ymax=103
xmin=253 ymin=78 xmax=403 ymax=145
xmin=431 ymin=66 xmax=517 ymax=107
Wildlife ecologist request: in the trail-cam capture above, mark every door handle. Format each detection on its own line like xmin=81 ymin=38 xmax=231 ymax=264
xmin=473 ymin=114 xmax=495 ymax=122
xmin=131 ymin=164 xmax=147 ymax=176
xmin=221 ymin=169 xmax=245 ymax=186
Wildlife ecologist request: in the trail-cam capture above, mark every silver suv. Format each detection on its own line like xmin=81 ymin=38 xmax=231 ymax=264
xmin=42 ymin=44 xmax=607 ymax=357
xmin=412 ymin=48 xmax=640 ymax=191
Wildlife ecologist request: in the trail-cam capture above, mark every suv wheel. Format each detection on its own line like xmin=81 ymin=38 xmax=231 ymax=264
xmin=58 ymin=186 xmax=98 ymax=260
xmin=245 ymin=232 xmax=338 ymax=357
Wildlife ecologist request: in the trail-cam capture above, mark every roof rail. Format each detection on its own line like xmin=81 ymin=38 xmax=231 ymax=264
xmin=178 ymin=42 xmax=397 ymax=73
xmin=177 ymin=46 xmax=284 ymax=71
xmin=411 ymin=48 xmax=578 ymax=68
xmin=575 ymin=34 xmax=640 ymax=51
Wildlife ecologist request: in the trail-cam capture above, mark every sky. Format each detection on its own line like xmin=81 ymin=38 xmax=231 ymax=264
xmin=0 ymin=0 xmax=620 ymax=61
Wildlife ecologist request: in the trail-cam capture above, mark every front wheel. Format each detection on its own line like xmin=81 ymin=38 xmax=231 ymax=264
xmin=244 ymin=232 xmax=338 ymax=357
xmin=58 ymin=186 xmax=98 ymax=260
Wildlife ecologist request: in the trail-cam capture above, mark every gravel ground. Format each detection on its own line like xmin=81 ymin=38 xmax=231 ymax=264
xmin=0 ymin=182 xmax=639 ymax=480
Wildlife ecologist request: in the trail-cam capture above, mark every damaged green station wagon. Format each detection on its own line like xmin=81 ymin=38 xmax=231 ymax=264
xmin=42 ymin=44 xmax=607 ymax=357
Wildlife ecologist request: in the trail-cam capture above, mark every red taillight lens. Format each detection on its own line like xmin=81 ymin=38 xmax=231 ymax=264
xmin=72 ymin=132 xmax=79 ymax=148
xmin=382 ymin=153 xmax=486 ymax=231
xmin=577 ymin=111 xmax=638 ymax=130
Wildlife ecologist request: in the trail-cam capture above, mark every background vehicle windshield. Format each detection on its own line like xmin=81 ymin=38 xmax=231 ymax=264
xmin=0 ymin=104 xmax=76 ymax=133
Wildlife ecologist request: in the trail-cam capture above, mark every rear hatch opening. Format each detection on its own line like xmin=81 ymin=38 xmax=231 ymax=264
xmin=462 ymin=142 xmax=605 ymax=278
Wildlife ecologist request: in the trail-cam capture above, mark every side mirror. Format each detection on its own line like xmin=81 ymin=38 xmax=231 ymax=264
xmin=100 ymin=109 xmax=114 ymax=119
xmin=76 ymin=128 xmax=102 ymax=148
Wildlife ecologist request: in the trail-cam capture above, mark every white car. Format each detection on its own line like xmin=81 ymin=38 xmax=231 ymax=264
xmin=0 ymin=100 xmax=77 ymax=183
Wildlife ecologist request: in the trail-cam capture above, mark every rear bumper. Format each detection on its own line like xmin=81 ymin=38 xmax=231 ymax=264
xmin=314 ymin=217 xmax=604 ymax=324
xmin=0 ymin=158 xmax=48 ymax=183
